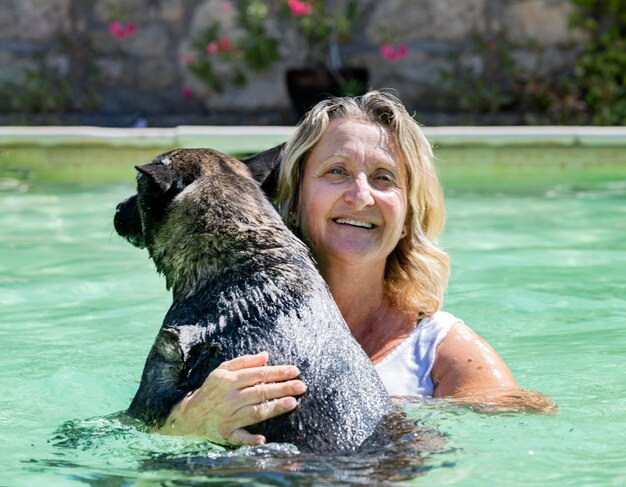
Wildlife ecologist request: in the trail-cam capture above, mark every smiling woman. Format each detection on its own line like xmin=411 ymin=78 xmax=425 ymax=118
xmin=295 ymin=118 xmax=408 ymax=272
xmin=277 ymin=93 xmax=450 ymax=318
xmin=160 ymin=91 xmax=554 ymax=447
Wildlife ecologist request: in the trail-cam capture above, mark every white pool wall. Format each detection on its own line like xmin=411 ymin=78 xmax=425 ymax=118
xmin=1 ymin=126 xmax=625 ymax=152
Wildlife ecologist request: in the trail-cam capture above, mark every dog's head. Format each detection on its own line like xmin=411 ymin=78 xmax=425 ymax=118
xmin=115 ymin=145 xmax=282 ymax=248
xmin=114 ymin=145 xmax=285 ymax=294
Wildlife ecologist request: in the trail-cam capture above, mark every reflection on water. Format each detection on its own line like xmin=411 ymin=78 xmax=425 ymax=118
xmin=40 ymin=408 xmax=453 ymax=485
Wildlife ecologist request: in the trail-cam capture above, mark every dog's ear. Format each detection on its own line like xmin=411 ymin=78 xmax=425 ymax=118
xmin=242 ymin=143 xmax=284 ymax=198
xmin=135 ymin=163 xmax=174 ymax=194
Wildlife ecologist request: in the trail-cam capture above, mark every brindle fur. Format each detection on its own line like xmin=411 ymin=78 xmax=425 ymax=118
xmin=114 ymin=147 xmax=392 ymax=452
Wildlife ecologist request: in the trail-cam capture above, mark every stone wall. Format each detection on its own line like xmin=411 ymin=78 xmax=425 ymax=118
xmin=0 ymin=0 xmax=585 ymax=124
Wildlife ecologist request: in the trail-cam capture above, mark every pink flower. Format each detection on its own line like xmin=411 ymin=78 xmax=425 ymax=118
xmin=108 ymin=21 xmax=126 ymax=38
xmin=221 ymin=1 xmax=233 ymax=13
xmin=206 ymin=38 xmax=233 ymax=55
xmin=181 ymin=86 xmax=193 ymax=100
xmin=287 ymin=0 xmax=313 ymax=16
xmin=108 ymin=21 xmax=137 ymax=38
xmin=206 ymin=42 xmax=219 ymax=55
xmin=380 ymin=43 xmax=409 ymax=61
xmin=380 ymin=43 xmax=396 ymax=60
xmin=180 ymin=55 xmax=196 ymax=66
xmin=219 ymin=37 xmax=232 ymax=52
xmin=396 ymin=44 xmax=409 ymax=59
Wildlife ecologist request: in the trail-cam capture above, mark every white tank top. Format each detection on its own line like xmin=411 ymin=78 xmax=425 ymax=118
xmin=374 ymin=311 xmax=462 ymax=397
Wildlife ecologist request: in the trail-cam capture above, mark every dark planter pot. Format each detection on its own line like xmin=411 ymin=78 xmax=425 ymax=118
xmin=285 ymin=67 xmax=369 ymax=119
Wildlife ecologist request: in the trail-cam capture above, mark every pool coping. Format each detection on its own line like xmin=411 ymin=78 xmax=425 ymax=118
xmin=1 ymin=126 xmax=626 ymax=152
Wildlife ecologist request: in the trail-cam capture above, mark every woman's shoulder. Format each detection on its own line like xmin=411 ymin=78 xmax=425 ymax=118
xmin=432 ymin=315 xmax=519 ymax=397
xmin=433 ymin=315 xmax=500 ymax=369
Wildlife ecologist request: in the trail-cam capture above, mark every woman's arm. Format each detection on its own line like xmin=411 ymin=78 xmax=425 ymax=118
xmin=158 ymin=351 xmax=306 ymax=445
xmin=432 ymin=323 xmax=556 ymax=413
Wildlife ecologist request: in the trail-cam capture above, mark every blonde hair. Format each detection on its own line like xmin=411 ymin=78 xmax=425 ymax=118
xmin=276 ymin=91 xmax=450 ymax=317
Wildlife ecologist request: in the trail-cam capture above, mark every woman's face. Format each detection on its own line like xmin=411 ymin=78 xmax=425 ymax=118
xmin=296 ymin=118 xmax=408 ymax=270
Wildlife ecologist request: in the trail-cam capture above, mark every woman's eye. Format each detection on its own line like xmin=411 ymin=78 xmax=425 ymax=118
xmin=374 ymin=173 xmax=395 ymax=184
xmin=328 ymin=168 xmax=344 ymax=175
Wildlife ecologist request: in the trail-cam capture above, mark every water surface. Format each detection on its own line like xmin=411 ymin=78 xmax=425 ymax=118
xmin=1 ymin=147 xmax=624 ymax=485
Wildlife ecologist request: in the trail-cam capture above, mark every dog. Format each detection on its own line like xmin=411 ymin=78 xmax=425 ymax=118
xmin=114 ymin=147 xmax=393 ymax=453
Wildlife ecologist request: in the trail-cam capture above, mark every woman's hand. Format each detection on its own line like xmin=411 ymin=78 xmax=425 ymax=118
xmin=158 ymin=351 xmax=306 ymax=445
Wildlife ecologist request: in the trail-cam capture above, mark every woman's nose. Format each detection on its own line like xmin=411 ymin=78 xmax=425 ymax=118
xmin=344 ymin=174 xmax=375 ymax=209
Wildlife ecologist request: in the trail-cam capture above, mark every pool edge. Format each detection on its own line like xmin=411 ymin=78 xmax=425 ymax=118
xmin=1 ymin=126 xmax=626 ymax=152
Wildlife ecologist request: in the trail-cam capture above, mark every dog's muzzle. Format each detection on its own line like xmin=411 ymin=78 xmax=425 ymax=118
xmin=114 ymin=195 xmax=146 ymax=249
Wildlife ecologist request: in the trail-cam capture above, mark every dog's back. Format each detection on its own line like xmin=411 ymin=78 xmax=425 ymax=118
xmin=116 ymin=148 xmax=392 ymax=452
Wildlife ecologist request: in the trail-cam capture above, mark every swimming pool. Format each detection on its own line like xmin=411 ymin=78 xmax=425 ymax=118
xmin=1 ymin=134 xmax=625 ymax=485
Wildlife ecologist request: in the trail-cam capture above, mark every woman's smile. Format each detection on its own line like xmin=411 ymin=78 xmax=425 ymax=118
xmin=333 ymin=218 xmax=375 ymax=229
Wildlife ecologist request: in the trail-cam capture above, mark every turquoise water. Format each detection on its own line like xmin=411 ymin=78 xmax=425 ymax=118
xmin=1 ymin=148 xmax=625 ymax=485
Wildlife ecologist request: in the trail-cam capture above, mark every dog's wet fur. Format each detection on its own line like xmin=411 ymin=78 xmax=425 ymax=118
xmin=114 ymin=147 xmax=393 ymax=453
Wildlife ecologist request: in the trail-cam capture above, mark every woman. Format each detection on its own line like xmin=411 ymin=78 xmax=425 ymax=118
xmin=160 ymin=91 xmax=554 ymax=445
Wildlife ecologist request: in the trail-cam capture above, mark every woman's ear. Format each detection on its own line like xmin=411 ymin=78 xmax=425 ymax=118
xmin=289 ymin=207 xmax=299 ymax=227
xmin=401 ymin=210 xmax=413 ymax=238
